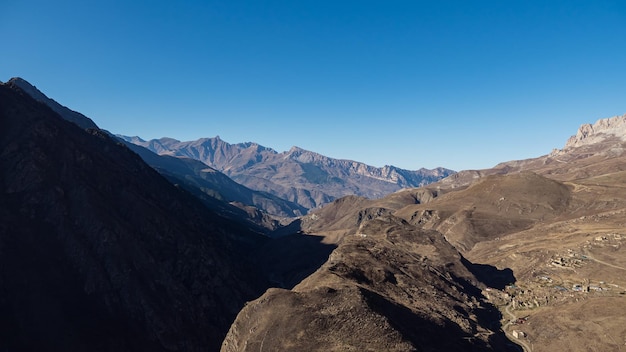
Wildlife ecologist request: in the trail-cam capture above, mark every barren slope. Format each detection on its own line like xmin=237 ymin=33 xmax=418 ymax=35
xmin=463 ymin=176 xmax=626 ymax=352
xmin=267 ymin=114 xmax=626 ymax=352
xmin=411 ymin=115 xmax=626 ymax=351
xmin=395 ymin=172 xmax=571 ymax=252
xmin=223 ymin=215 xmax=516 ymax=351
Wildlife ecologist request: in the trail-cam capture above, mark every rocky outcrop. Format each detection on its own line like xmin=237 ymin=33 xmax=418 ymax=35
xmin=563 ymin=114 xmax=626 ymax=149
xmin=431 ymin=113 xmax=626 ymax=190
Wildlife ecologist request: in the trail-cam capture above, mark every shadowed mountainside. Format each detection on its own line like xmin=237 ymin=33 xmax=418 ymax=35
xmin=0 ymin=80 xmax=269 ymax=351
xmin=8 ymin=77 xmax=98 ymax=130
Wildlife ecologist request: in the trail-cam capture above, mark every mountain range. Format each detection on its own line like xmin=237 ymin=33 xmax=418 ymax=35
xmin=10 ymin=77 xmax=454 ymax=219
xmin=120 ymin=135 xmax=454 ymax=211
xmin=8 ymin=77 xmax=308 ymax=223
xmin=3 ymin=76 xmax=626 ymax=351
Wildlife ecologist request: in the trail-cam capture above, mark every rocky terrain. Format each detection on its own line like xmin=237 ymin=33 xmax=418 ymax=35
xmin=563 ymin=115 xmax=626 ymax=149
xmin=121 ymin=135 xmax=454 ymax=210
xmin=434 ymin=114 xmax=626 ymax=190
xmin=223 ymin=215 xmax=514 ymax=351
xmin=4 ymin=75 xmax=626 ymax=351
xmin=243 ymin=113 xmax=626 ymax=351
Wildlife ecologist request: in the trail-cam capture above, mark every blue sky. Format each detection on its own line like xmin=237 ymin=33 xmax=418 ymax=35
xmin=2 ymin=1 xmax=625 ymax=171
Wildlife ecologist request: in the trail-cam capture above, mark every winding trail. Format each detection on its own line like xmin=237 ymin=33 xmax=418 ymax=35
xmin=503 ymin=303 xmax=532 ymax=352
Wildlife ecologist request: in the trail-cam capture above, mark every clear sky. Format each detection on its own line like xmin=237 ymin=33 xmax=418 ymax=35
xmin=1 ymin=1 xmax=625 ymax=171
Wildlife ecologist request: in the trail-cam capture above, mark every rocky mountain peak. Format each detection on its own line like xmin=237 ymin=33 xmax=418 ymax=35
xmin=237 ymin=141 xmax=271 ymax=153
xmin=564 ymin=114 xmax=626 ymax=149
xmin=287 ymin=145 xmax=303 ymax=154
xmin=285 ymin=146 xmax=324 ymax=163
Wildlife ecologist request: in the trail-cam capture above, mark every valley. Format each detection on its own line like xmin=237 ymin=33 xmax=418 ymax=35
xmin=2 ymin=76 xmax=626 ymax=351
xmin=257 ymin=113 xmax=626 ymax=351
xmin=468 ymin=208 xmax=626 ymax=352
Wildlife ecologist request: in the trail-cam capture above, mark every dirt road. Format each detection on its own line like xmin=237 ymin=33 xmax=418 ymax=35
xmin=583 ymin=252 xmax=626 ymax=271
xmin=503 ymin=303 xmax=532 ymax=352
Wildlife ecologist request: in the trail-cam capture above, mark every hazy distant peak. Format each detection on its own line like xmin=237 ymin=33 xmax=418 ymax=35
xmin=564 ymin=113 xmax=626 ymax=149
xmin=286 ymin=145 xmax=308 ymax=156
xmin=235 ymin=141 xmax=273 ymax=152
xmin=288 ymin=145 xmax=304 ymax=152
xmin=118 ymin=135 xmax=146 ymax=143
xmin=285 ymin=146 xmax=336 ymax=164
xmin=158 ymin=137 xmax=181 ymax=144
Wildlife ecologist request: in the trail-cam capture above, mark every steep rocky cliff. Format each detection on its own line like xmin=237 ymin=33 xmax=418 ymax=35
xmin=563 ymin=114 xmax=626 ymax=149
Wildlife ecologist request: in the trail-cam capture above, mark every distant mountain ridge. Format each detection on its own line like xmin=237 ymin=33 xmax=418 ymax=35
xmin=3 ymin=77 xmax=454 ymax=213
xmin=121 ymin=135 xmax=455 ymax=210
xmin=6 ymin=77 xmax=305 ymax=219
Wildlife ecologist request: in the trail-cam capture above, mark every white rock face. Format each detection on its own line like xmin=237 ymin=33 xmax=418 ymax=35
xmin=564 ymin=114 xmax=626 ymax=149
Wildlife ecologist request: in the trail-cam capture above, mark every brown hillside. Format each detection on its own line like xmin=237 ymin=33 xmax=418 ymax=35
xmin=223 ymin=215 xmax=516 ymax=351
xmin=260 ymin=115 xmax=626 ymax=352
xmin=395 ymin=172 xmax=571 ymax=252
